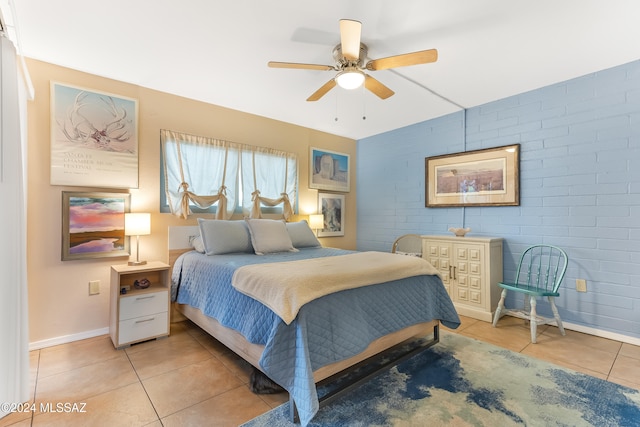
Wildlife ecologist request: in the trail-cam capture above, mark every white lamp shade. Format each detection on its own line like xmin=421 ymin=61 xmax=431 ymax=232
xmin=124 ymin=213 xmax=151 ymax=236
xmin=308 ymin=214 xmax=324 ymax=230
xmin=335 ymin=68 xmax=365 ymax=90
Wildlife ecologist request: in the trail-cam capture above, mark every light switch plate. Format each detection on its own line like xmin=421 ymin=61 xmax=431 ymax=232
xmin=89 ymin=280 xmax=100 ymax=295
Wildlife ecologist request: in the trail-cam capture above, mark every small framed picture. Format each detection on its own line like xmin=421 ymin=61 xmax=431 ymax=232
xmin=61 ymin=191 xmax=130 ymax=261
xmin=309 ymin=147 xmax=350 ymax=192
xmin=318 ymin=192 xmax=345 ymax=237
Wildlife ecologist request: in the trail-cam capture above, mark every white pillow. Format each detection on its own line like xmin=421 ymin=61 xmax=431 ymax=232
xmin=190 ymin=235 xmax=206 ymax=253
xmin=197 ymin=218 xmax=254 ymax=255
xmin=286 ymin=221 xmax=321 ymax=248
xmin=245 ymin=218 xmax=298 ymax=255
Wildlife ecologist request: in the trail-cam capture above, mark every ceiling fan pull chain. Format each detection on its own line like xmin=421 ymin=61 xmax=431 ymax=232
xmin=362 ymin=84 xmax=367 ymax=120
xmin=334 ymin=92 xmax=339 ymax=122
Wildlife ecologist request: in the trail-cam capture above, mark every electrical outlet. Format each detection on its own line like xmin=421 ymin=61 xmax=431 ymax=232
xmin=89 ymin=280 xmax=100 ymax=295
xmin=576 ymin=279 xmax=587 ymax=293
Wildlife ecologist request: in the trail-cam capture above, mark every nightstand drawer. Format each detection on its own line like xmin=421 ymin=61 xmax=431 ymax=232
xmin=118 ymin=312 xmax=168 ymax=345
xmin=119 ymin=290 xmax=168 ymax=321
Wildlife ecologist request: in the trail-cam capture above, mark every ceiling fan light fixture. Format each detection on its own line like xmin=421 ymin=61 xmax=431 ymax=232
xmin=335 ymin=68 xmax=365 ymax=90
xmin=268 ymin=20 xmax=437 ymax=101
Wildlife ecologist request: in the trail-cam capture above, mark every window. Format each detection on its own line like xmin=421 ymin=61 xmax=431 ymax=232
xmin=160 ymin=129 xmax=297 ymax=219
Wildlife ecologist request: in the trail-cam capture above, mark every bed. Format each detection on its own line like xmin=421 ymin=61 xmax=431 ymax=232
xmin=169 ymin=219 xmax=460 ymax=425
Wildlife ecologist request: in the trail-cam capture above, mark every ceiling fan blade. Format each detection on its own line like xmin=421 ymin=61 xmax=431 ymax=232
xmin=365 ymin=75 xmax=394 ymax=99
xmin=307 ymin=79 xmax=337 ymax=101
xmin=268 ymin=61 xmax=334 ymax=71
xmin=366 ymin=49 xmax=438 ymax=71
xmin=339 ymin=19 xmax=362 ymax=61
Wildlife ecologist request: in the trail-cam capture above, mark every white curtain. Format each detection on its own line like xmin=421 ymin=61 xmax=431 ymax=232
xmin=0 ymin=36 xmax=30 ymax=419
xmin=161 ymin=129 xmax=239 ymax=219
xmin=163 ymin=129 xmax=298 ymax=220
xmin=241 ymin=145 xmax=297 ymax=219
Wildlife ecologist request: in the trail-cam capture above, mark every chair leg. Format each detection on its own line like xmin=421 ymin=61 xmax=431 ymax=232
xmin=529 ymin=296 xmax=538 ymax=343
xmin=492 ymin=289 xmax=507 ymax=327
xmin=548 ymin=296 xmax=566 ymax=336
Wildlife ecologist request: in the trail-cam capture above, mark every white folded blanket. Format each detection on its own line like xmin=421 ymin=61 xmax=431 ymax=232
xmin=232 ymin=251 xmax=440 ymax=324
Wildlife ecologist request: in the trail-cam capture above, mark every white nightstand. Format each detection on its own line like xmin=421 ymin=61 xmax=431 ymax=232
xmin=109 ymin=261 xmax=170 ymax=349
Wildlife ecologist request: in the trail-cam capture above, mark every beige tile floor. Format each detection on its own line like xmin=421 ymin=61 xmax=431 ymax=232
xmin=2 ymin=315 xmax=639 ymax=427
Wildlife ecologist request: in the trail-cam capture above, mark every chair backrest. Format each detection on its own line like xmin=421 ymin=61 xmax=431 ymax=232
xmin=391 ymin=234 xmax=422 ymax=256
xmin=515 ymin=244 xmax=568 ymax=292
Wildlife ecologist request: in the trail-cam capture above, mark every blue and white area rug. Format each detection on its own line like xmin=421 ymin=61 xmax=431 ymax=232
xmin=242 ymin=332 xmax=640 ymax=427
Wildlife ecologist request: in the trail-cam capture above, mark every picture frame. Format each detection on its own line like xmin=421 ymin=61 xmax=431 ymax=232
xmin=62 ymin=191 xmax=131 ymax=261
xmin=309 ymin=147 xmax=350 ymax=192
xmin=425 ymin=144 xmax=520 ymax=207
xmin=317 ymin=192 xmax=345 ymax=237
xmin=51 ymin=82 xmax=139 ymax=188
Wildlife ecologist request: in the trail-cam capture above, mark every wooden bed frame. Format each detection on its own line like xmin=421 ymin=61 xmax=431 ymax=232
xmin=168 ymin=225 xmax=440 ymax=420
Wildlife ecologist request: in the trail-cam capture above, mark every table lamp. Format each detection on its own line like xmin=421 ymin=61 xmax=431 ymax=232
xmin=125 ymin=213 xmax=151 ymax=266
xmin=308 ymin=214 xmax=324 ymax=236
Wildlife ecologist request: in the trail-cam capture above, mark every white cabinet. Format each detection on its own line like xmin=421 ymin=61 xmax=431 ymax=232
xmin=422 ymin=235 xmax=503 ymax=322
xmin=110 ymin=261 xmax=170 ymax=349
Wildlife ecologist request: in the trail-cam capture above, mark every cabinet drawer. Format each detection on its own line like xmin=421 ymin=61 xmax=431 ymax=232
xmin=119 ymin=290 xmax=168 ymax=321
xmin=118 ymin=311 xmax=168 ymax=345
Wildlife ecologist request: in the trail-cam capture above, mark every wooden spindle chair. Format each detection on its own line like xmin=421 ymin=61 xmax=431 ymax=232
xmin=492 ymin=244 xmax=568 ymax=343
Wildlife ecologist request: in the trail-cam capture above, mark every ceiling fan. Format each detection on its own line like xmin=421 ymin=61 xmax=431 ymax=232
xmin=268 ymin=19 xmax=438 ymax=102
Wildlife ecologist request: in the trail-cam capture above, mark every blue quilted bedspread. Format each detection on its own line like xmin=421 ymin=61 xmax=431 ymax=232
xmin=172 ymin=248 xmax=460 ymax=426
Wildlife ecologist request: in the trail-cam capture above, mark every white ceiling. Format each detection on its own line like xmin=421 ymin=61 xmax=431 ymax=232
xmin=4 ymin=0 xmax=640 ymax=140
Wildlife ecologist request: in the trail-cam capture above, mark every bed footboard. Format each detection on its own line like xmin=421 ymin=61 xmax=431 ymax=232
xmin=290 ymin=322 xmax=440 ymax=423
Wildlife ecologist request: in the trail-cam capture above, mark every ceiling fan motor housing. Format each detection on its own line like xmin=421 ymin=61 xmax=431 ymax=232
xmin=333 ymin=43 xmax=368 ymax=69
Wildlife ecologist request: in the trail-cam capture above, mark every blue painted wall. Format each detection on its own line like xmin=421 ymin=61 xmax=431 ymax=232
xmin=357 ymin=60 xmax=640 ymax=340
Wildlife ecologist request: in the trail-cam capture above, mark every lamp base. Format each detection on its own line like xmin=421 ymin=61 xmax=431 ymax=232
xmin=128 ymin=260 xmax=147 ymax=266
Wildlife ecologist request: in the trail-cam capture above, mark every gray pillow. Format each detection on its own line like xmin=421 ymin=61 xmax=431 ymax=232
xmin=197 ymin=218 xmax=254 ymax=255
xmin=245 ymin=218 xmax=298 ymax=255
xmin=190 ymin=235 xmax=206 ymax=253
xmin=286 ymin=221 xmax=321 ymax=248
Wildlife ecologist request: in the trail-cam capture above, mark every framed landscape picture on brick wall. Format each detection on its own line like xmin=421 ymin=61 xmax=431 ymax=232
xmin=425 ymin=144 xmax=520 ymax=207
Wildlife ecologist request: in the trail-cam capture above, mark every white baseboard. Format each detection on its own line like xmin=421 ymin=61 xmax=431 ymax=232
xmin=561 ymin=321 xmax=640 ymax=347
xmin=29 ymin=327 xmax=109 ymax=351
